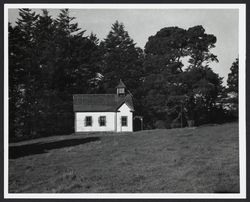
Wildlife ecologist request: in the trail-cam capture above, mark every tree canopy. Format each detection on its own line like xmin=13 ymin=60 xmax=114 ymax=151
xmin=227 ymin=58 xmax=238 ymax=94
xmin=224 ymin=58 xmax=239 ymax=119
xmin=141 ymin=25 xmax=222 ymax=128
xmin=99 ymin=21 xmax=144 ymax=94
xmin=9 ymin=9 xmax=101 ymax=141
xmin=9 ymin=9 xmax=237 ymax=141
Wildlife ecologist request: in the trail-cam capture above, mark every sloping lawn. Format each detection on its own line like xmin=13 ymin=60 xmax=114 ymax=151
xmin=9 ymin=123 xmax=239 ymax=193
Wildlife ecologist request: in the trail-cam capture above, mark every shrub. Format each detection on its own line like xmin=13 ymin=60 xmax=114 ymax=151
xmin=154 ymin=120 xmax=167 ymax=129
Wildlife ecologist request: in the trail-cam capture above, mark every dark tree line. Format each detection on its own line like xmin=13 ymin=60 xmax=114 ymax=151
xmin=9 ymin=9 xmax=102 ymax=141
xmin=9 ymin=9 xmax=238 ymax=141
xmin=224 ymin=58 xmax=239 ymax=118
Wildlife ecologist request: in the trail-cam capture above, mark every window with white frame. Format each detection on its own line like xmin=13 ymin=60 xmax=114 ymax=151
xmin=85 ymin=116 xmax=92 ymax=126
xmin=121 ymin=116 xmax=127 ymax=126
xmin=99 ymin=116 xmax=106 ymax=126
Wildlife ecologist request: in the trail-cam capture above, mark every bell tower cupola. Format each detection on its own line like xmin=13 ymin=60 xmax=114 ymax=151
xmin=116 ymin=79 xmax=126 ymax=96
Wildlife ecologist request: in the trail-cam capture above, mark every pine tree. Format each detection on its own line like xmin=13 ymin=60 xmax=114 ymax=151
xmin=142 ymin=25 xmax=221 ymax=128
xmin=9 ymin=9 xmax=102 ymax=139
xmin=9 ymin=23 xmax=27 ymax=139
xmin=227 ymin=58 xmax=238 ymax=94
xmin=186 ymin=25 xmax=218 ymax=69
xmin=143 ymin=27 xmax=187 ymax=128
xmin=100 ymin=21 xmax=144 ymax=94
xmin=48 ymin=9 xmax=101 ymax=135
xmin=13 ymin=9 xmax=40 ymax=137
xmin=52 ymin=9 xmax=99 ymax=94
xmin=225 ymin=58 xmax=238 ymax=119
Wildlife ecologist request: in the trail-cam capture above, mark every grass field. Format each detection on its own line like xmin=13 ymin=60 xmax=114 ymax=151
xmin=9 ymin=122 xmax=239 ymax=193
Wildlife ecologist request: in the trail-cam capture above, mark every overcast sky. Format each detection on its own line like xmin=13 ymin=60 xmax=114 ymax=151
xmin=8 ymin=8 xmax=239 ymax=86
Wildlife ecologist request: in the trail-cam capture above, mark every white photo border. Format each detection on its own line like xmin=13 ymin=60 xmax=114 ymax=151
xmin=4 ymin=3 xmax=246 ymax=199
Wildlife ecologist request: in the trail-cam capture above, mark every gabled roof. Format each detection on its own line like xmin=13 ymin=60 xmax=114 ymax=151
xmin=116 ymin=79 xmax=126 ymax=88
xmin=73 ymin=94 xmax=134 ymax=112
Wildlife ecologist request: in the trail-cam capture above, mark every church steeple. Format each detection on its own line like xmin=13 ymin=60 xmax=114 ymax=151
xmin=116 ymin=79 xmax=126 ymax=96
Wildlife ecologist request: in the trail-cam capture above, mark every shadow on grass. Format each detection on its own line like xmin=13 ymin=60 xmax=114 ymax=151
xmin=9 ymin=137 xmax=100 ymax=159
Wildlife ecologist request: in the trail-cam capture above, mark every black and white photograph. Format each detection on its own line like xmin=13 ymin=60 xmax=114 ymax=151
xmin=4 ymin=3 xmax=246 ymax=199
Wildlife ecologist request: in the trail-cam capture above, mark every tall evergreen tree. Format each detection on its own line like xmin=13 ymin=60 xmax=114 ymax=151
xmin=227 ymin=58 xmax=238 ymax=94
xmin=225 ymin=58 xmax=239 ymax=119
xmin=53 ymin=9 xmax=99 ymax=94
xmin=9 ymin=23 xmax=27 ymax=139
xmin=186 ymin=25 xmax=218 ymax=69
xmin=142 ymin=25 xmax=221 ymax=128
xmin=46 ymin=9 xmax=101 ymax=135
xmin=100 ymin=21 xmax=144 ymax=94
xmin=31 ymin=9 xmax=59 ymax=135
xmin=12 ymin=9 xmax=40 ymax=137
xmin=9 ymin=9 xmax=102 ymax=140
xmin=143 ymin=27 xmax=188 ymax=128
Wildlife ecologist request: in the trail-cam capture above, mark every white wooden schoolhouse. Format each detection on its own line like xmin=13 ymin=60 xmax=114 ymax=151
xmin=73 ymin=80 xmax=134 ymax=132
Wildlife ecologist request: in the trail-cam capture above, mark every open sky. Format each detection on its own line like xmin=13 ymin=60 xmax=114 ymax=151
xmin=8 ymin=8 xmax=239 ymax=86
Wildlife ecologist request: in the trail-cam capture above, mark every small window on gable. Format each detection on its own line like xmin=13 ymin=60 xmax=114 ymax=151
xmin=99 ymin=116 xmax=106 ymax=126
xmin=85 ymin=116 xmax=92 ymax=126
xmin=121 ymin=116 xmax=127 ymax=126
xmin=118 ymin=88 xmax=125 ymax=94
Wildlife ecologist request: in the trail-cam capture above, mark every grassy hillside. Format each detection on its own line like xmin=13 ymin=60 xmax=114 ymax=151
xmin=9 ymin=123 xmax=239 ymax=193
